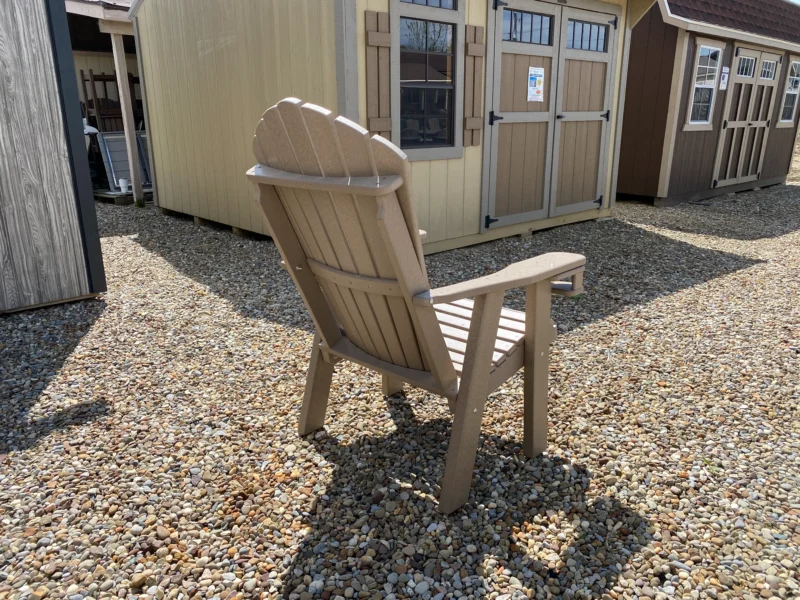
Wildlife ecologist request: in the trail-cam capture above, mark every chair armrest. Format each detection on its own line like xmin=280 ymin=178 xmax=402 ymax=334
xmin=413 ymin=252 xmax=586 ymax=306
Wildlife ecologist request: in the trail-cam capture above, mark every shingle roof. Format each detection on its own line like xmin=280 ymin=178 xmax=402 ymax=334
xmin=666 ymin=0 xmax=800 ymax=45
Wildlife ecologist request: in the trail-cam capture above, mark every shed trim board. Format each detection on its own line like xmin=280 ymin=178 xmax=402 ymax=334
xmin=133 ymin=17 xmax=159 ymax=205
xmin=48 ymin=0 xmax=106 ymax=294
xmin=657 ymin=27 xmax=688 ymax=198
xmin=335 ymin=0 xmax=360 ymax=122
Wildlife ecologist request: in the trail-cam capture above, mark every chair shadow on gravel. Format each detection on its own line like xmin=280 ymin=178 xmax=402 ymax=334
xmin=0 ymin=300 xmax=109 ymax=454
xmin=280 ymin=395 xmax=649 ymax=599
xmin=618 ymin=185 xmax=800 ymax=241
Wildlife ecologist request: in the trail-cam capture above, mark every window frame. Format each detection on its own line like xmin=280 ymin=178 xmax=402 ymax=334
xmin=776 ymin=56 xmax=800 ymax=129
xmin=684 ymin=37 xmax=724 ymax=132
xmin=391 ymin=0 xmax=466 ymax=161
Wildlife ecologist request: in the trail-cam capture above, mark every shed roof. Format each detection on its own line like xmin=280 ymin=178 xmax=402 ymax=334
xmin=666 ymin=0 xmax=800 ymax=45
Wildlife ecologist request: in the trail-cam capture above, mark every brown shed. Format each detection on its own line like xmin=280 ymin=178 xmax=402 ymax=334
xmin=618 ymin=0 xmax=800 ymax=205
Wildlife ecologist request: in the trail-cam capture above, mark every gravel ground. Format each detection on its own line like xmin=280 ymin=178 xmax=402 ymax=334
xmin=1 ymin=181 xmax=799 ymax=600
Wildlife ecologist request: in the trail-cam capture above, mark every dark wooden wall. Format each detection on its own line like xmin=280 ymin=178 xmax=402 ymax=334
xmin=0 ymin=0 xmax=104 ymax=311
xmin=617 ymin=5 xmax=679 ymax=198
xmin=762 ymin=52 xmax=800 ymax=179
xmin=668 ymin=34 xmax=734 ymax=197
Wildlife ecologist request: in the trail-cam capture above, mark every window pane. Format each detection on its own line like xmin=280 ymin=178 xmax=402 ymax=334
xmin=532 ymin=14 xmax=542 ymax=45
xmin=782 ymin=93 xmax=798 ymax=121
xmin=512 ymin=10 xmax=522 ymax=41
xmin=502 ymin=10 xmax=511 ymax=41
xmin=400 ymin=18 xmax=426 ymax=51
xmin=401 ymin=87 xmax=425 ymax=115
xmin=791 ymin=62 xmax=800 ymax=78
xmin=521 ymin=12 xmax=532 ymax=44
xmin=440 ymin=0 xmax=454 ymax=8
xmin=427 ymin=21 xmax=452 ymax=52
xmin=428 ymin=0 xmax=440 ymax=7
xmin=400 ymin=51 xmax=427 ymax=83
xmin=567 ymin=20 xmax=608 ymax=52
xmin=425 ymin=89 xmax=452 ymax=144
xmin=708 ymin=50 xmax=719 ymax=68
xmin=691 ymin=103 xmax=710 ymax=122
xmin=428 ymin=53 xmax=453 ymax=82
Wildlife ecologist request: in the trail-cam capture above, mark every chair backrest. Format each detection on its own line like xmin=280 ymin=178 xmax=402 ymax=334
xmin=251 ymin=98 xmax=457 ymax=396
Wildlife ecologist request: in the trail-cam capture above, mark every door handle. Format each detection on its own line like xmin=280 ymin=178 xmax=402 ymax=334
xmin=556 ymin=114 xmax=565 ymax=119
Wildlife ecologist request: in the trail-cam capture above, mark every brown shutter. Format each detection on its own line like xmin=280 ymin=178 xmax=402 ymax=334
xmin=463 ymin=25 xmax=485 ymax=146
xmin=366 ymin=11 xmax=391 ymax=138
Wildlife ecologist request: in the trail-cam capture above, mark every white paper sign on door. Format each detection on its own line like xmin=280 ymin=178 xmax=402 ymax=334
xmin=720 ymin=66 xmax=730 ymax=90
xmin=528 ymin=67 xmax=545 ymax=102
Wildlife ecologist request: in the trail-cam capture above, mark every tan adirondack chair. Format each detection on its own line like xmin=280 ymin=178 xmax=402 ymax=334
xmin=247 ymin=98 xmax=586 ymax=513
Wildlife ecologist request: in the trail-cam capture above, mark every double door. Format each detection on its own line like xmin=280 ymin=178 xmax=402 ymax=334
xmin=712 ymin=47 xmax=782 ymax=188
xmin=484 ymin=0 xmax=619 ymax=229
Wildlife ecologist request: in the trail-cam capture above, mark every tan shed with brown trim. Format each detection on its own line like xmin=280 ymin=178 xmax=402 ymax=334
xmin=130 ymin=0 xmax=640 ymax=252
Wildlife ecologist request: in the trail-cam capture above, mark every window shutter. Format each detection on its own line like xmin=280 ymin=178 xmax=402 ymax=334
xmin=463 ymin=25 xmax=485 ymax=146
xmin=366 ymin=11 xmax=391 ymax=138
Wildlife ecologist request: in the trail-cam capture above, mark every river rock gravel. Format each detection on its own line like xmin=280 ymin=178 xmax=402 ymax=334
xmin=1 ymin=184 xmax=798 ymax=600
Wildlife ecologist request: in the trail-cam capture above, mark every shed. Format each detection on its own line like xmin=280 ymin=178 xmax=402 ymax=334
xmin=129 ymin=0 xmax=649 ymax=253
xmin=618 ymin=0 xmax=800 ymax=205
xmin=0 ymin=0 xmax=106 ymax=313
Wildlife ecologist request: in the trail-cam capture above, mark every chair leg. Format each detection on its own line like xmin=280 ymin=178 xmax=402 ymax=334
xmin=298 ymin=332 xmax=335 ymax=436
xmin=381 ymin=374 xmax=404 ymax=397
xmin=523 ymin=280 xmax=552 ymax=458
xmin=439 ymin=292 xmax=504 ymax=514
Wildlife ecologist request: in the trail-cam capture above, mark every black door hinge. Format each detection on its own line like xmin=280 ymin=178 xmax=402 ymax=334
xmin=758 ymin=172 xmax=761 ymax=179
xmin=489 ymin=111 xmax=504 ymax=125
xmin=723 ymin=120 xmax=728 ymax=129
xmin=768 ymin=119 xmax=771 ymax=127
xmin=485 ymin=215 xmax=499 ymax=229
xmin=608 ymin=16 xmax=618 ymax=29
xmin=493 ymin=0 xmax=508 ymax=9
xmin=601 ymin=110 xmax=610 ymax=121
xmin=594 ymin=195 xmax=603 ymax=206
xmin=713 ymin=180 xmax=718 ymax=188
xmin=736 ymin=47 xmax=741 ymax=57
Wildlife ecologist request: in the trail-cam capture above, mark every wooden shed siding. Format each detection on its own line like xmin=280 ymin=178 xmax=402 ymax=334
xmin=136 ymin=0 xmax=338 ymax=235
xmin=73 ymin=51 xmax=139 ymax=106
xmin=0 ymin=0 xmax=90 ymax=310
xmin=617 ymin=5 xmax=677 ymax=198
xmin=668 ymin=35 xmax=733 ymax=197
xmin=762 ymin=51 xmax=800 ymax=179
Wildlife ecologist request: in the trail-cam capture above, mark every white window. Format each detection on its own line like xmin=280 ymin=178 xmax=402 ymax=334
xmin=760 ymin=60 xmax=777 ymax=80
xmin=780 ymin=61 xmax=800 ymax=123
xmin=737 ymin=55 xmax=756 ymax=77
xmin=689 ymin=44 xmax=722 ymax=124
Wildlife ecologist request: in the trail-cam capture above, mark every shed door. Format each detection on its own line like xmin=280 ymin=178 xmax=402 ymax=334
xmin=550 ymin=7 xmax=617 ymax=216
xmin=486 ymin=0 xmax=561 ymax=229
xmin=484 ymin=2 xmax=617 ymax=230
xmin=712 ymin=48 xmax=782 ymax=187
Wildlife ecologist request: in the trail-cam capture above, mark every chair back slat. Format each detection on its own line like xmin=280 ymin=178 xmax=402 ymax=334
xmin=251 ymin=98 xmax=457 ymax=392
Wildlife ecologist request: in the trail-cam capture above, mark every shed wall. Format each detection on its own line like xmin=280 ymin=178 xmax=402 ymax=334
xmin=668 ymin=34 xmax=733 ymax=197
xmin=0 ymin=0 xmax=92 ymax=311
xmin=135 ymin=0 xmax=338 ymax=235
xmin=617 ymin=4 xmax=678 ymax=197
